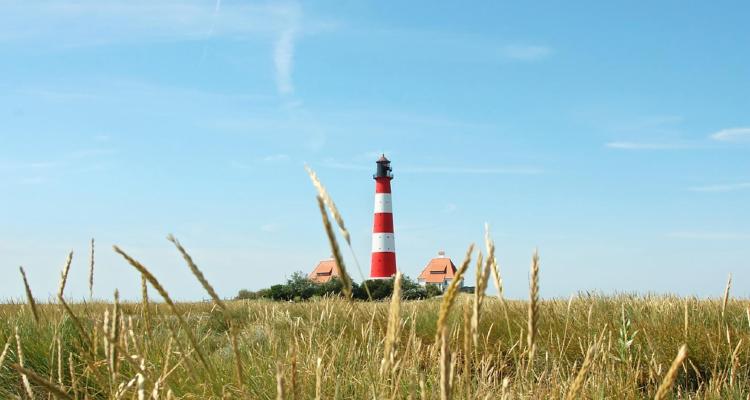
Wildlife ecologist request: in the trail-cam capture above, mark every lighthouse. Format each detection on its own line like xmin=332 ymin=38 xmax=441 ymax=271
xmin=370 ymin=154 xmax=397 ymax=278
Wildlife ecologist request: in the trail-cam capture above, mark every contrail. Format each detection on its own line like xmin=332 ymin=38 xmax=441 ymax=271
xmin=200 ymin=0 xmax=222 ymax=63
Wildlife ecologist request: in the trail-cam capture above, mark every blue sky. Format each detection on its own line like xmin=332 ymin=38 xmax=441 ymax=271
xmin=1 ymin=1 xmax=749 ymax=300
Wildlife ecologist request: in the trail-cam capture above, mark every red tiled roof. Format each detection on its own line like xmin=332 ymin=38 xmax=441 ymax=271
xmin=417 ymin=256 xmax=457 ymax=284
xmin=308 ymin=259 xmax=340 ymax=283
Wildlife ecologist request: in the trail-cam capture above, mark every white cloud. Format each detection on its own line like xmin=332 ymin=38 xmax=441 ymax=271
xmin=274 ymin=27 xmax=296 ymax=95
xmin=709 ymin=127 xmax=750 ymax=142
xmin=320 ymin=159 xmax=370 ymax=171
xmin=19 ymin=176 xmax=47 ymax=185
xmin=500 ymin=44 xmax=552 ymax=61
xmin=260 ymin=223 xmax=282 ymax=233
xmin=688 ymin=182 xmax=750 ymax=193
xmin=262 ymin=154 xmax=290 ymax=163
xmin=667 ymin=231 xmax=750 ymax=240
xmin=442 ymin=203 xmax=457 ymax=213
xmin=605 ymin=141 xmax=693 ymax=150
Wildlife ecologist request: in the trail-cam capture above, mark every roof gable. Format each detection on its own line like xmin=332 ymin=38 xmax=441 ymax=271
xmin=417 ymin=256 xmax=457 ymax=284
xmin=309 ymin=259 xmax=340 ymax=283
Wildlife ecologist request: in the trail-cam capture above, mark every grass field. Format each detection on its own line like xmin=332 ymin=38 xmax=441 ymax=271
xmin=1 ymin=174 xmax=748 ymax=399
xmin=1 ymin=272 xmax=749 ymax=398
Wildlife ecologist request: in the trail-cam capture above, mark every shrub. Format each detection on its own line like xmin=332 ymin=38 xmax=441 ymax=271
xmin=236 ymin=273 xmax=441 ymax=302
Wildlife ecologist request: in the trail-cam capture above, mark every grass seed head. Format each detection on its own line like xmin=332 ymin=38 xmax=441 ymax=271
xmin=57 ymin=250 xmax=74 ymax=300
xmin=527 ymin=249 xmax=540 ymax=361
xmin=19 ymin=266 xmax=40 ymax=324
xmin=436 ymin=244 xmax=474 ymax=342
xmin=654 ymin=344 xmax=688 ymax=400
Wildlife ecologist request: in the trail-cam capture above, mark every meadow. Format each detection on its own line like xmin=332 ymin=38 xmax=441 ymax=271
xmin=1 ymin=280 xmax=749 ymax=399
xmin=1 ymin=170 xmax=748 ymax=399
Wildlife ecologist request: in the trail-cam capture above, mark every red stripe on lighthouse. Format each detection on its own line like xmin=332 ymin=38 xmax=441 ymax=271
xmin=373 ymin=213 xmax=394 ymax=233
xmin=375 ymin=179 xmax=392 ymax=194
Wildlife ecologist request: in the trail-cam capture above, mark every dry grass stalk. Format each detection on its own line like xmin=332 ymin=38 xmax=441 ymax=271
xmin=316 ymin=196 xmax=353 ymax=299
xmin=290 ymin=342 xmax=298 ymax=400
xmin=113 ymin=245 xmax=213 ymax=375
xmin=462 ymin=301 xmax=471 ymax=399
xmin=527 ymin=250 xmax=540 ymax=362
xmin=168 ymin=234 xmax=225 ymax=310
xmin=229 ymin=325 xmax=244 ymax=390
xmin=0 ymin=341 xmax=10 ymax=370
xmin=730 ymin=339 xmax=742 ymax=387
xmin=137 ymin=358 xmax=146 ymax=400
xmin=57 ymin=336 xmax=64 ymax=389
xmin=484 ymin=224 xmax=503 ymax=300
xmin=276 ymin=362 xmax=286 ymax=400
xmin=167 ymin=234 xmax=245 ymax=387
xmin=89 ymin=238 xmax=95 ymax=299
xmin=141 ymin=273 xmax=151 ymax=334
xmin=315 ymin=357 xmax=323 ymax=400
xmin=500 ymin=377 xmax=510 ymax=400
xmin=565 ymin=343 xmax=597 ymax=400
xmin=68 ymin=352 xmax=78 ymax=397
xmin=111 ymin=289 xmax=121 ymax=382
xmin=306 ymin=166 xmax=372 ymax=299
xmin=10 ymin=363 xmax=73 ymax=400
xmin=305 ymin=166 xmax=351 ymax=245
xmin=485 ymin=225 xmax=512 ymax=340
xmin=435 ymin=244 xmax=474 ymax=342
xmin=472 ymin=250 xmax=491 ymax=349
xmin=721 ymin=273 xmax=732 ymax=318
xmin=381 ymin=271 xmax=403 ymax=377
xmin=57 ymin=295 xmax=94 ymax=352
xmin=15 ymin=326 xmax=34 ymax=398
xmin=58 ymin=250 xmax=74 ymax=300
xmin=19 ymin=266 xmax=40 ymax=324
xmin=439 ymin=328 xmax=451 ymax=400
xmin=654 ymin=344 xmax=688 ymax=400
xmin=684 ymin=299 xmax=689 ymax=340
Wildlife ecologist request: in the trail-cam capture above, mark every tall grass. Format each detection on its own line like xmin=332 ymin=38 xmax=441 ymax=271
xmin=0 ymin=170 xmax=747 ymax=399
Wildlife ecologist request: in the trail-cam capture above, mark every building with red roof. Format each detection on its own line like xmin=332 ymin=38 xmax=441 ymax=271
xmin=308 ymin=258 xmax=340 ymax=284
xmin=417 ymin=251 xmax=463 ymax=291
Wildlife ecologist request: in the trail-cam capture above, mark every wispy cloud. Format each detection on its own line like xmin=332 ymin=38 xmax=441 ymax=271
xmin=0 ymin=161 xmax=58 ymax=171
xmin=19 ymin=176 xmax=47 ymax=185
xmin=500 ymin=44 xmax=552 ymax=61
xmin=1 ymin=1 xmax=316 ymax=96
xmin=442 ymin=203 xmax=457 ymax=213
xmin=230 ymin=154 xmax=291 ymax=170
xmin=274 ymin=27 xmax=296 ymax=95
xmin=709 ymin=127 xmax=750 ymax=142
xmin=320 ymin=159 xmax=370 ymax=171
xmin=262 ymin=154 xmax=290 ymax=163
xmin=688 ymin=182 xmax=750 ymax=193
xmin=260 ymin=223 xmax=282 ymax=233
xmin=605 ymin=141 xmax=695 ymax=150
xmin=0 ymin=1 xmax=326 ymax=46
xmin=667 ymin=231 xmax=750 ymax=240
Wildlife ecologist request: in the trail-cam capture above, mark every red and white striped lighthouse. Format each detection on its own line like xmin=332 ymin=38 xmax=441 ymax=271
xmin=370 ymin=154 xmax=397 ymax=278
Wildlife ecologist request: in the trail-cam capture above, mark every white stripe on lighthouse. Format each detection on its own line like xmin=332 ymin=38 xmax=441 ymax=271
xmin=373 ymin=193 xmax=393 ymax=213
xmin=371 ymin=233 xmax=396 ymax=252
